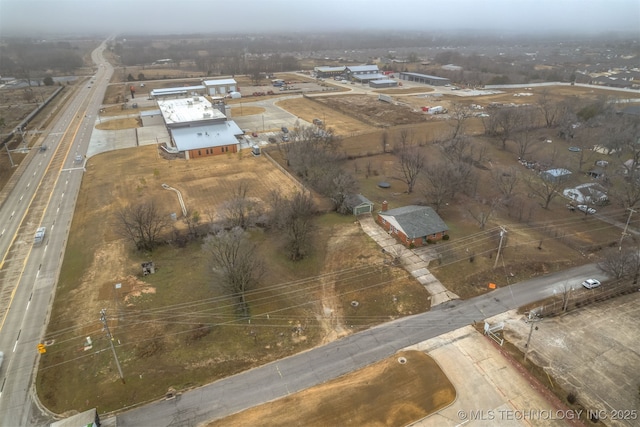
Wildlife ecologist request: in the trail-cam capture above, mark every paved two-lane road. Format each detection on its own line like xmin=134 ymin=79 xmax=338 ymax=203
xmin=115 ymin=263 xmax=606 ymax=426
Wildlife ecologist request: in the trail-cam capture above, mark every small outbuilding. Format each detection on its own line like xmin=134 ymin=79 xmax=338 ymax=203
xmin=542 ymin=168 xmax=572 ymax=183
xmin=345 ymin=194 xmax=374 ymax=215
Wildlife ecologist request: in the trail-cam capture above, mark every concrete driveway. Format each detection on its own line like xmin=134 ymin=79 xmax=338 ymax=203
xmin=408 ymin=327 xmax=579 ymax=427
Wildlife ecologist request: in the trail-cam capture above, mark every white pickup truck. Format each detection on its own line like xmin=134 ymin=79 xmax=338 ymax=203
xmin=34 ymin=227 xmax=46 ymax=245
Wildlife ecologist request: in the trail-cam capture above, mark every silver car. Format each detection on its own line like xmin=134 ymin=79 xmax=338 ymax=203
xmin=581 ymin=279 xmax=601 ymax=289
xmin=577 ymin=205 xmax=596 ymax=215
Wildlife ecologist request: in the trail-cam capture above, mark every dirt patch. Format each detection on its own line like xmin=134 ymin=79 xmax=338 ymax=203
xmin=276 ymin=97 xmax=376 ymax=135
xmin=207 ymin=350 xmax=455 ymax=427
xmin=313 ymin=94 xmax=429 ymax=128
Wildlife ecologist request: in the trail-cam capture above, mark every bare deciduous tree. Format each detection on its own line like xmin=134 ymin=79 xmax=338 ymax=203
xmin=183 ymin=210 xmax=201 ymax=237
xmin=423 ymin=160 xmax=473 ymax=212
xmin=598 ymin=247 xmax=637 ymax=280
xmin=513 ymin=129 xmax=540 ymax=160
xmin=537 ymin=89 xmax=562 ymax=128
xmin=494 ymin=106 xmax=524 ymax=150
xmin=525 ymin=172 xmax=568 ymax=209
xmin=222 ymin=181 xmax=261 ymax=229
xmin=448 ymin=103 xmax=470 ymax=140
xmin=394 ymin=130 xmax=426 ymax=194
xmin=115 ymin=201 xmax=170 ymax=251
xmin=202 ymin=227 xmax=264 ymax=317
xmin=492 ymin=167 xmax=520 ymax=202
xmin=441 ymin=134 xmax=473 ymax=163
xmin=270 ymin=191 xmax=316 ymax=261
xmin=468 ymin=198 xmax=499 ymax=229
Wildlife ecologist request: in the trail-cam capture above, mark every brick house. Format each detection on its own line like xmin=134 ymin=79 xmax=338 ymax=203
xmin=376 ymin=201 xmax=448 ymax=247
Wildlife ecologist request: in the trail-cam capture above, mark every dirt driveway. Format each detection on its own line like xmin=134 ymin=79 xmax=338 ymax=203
xmin=494 ymin=292 xmax=640 ymax=427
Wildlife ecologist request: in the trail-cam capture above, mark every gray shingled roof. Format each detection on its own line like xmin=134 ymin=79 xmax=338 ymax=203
xmin=345 ymin=194 xmax=373 ymax=209
xmin=379 ymin=205 xmax=448 ymax=238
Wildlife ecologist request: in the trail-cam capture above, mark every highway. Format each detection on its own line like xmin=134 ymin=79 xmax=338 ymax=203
xmin=0 ymin=40 xmax=113 ymax=426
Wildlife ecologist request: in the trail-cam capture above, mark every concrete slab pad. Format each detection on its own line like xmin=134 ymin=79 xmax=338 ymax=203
xmin=407 ymin=326 xmax=574 ymax=427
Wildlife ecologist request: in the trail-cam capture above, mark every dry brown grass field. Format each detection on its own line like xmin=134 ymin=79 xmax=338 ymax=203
xmin=31 ymin=72 xmax=638 ymax=418
xmin=207 ymin=350 xmax=455 ymax=427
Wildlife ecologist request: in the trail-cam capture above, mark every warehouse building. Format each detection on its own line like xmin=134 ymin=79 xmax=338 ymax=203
xmin=203 ymin=78 xmax=238 ymax=96
xmin=314 ymin=66 xmax=346 ymax=78
xmin=150 ymin=85 xmax=206 ymax=99
xmin=369 ymin=79 xmax=398 ymax=88
xmin=398 ymin=72 xmax=451 ymax=86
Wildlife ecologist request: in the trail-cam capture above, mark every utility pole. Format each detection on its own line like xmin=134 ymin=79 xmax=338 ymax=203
xmin=619 ymin=208 xmax=636 ymax=251
xmin=100 ymin=309 xmax=125 ymax=384
xmin=493 ymin=226 xmax=507 ymax=269
xmin=5 ymin=144 xmax=15 ymax=167
xmin=524 ymin=311 xmax=541 ymax=363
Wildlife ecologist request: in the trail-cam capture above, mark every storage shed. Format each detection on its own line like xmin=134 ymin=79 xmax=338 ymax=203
xmin=345 ymin=194 xmax=374 ymax=215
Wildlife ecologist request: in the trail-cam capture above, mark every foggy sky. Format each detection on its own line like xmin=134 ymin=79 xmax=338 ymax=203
xmin=0 ymin=0 xmax=638 ymax=37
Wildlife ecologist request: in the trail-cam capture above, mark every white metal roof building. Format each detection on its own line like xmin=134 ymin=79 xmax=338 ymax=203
xmin=157 ymin=97 xmax=226 ymax=128
xmin=150 ymin=85 xmax=206 ymax=99
xmin=156 ymin=96 xmax=243 ymax=159
xmin=171 ymin=120 xmax=243 ymax=152
xmin=203 ymin=78 xmax=238 ymax=96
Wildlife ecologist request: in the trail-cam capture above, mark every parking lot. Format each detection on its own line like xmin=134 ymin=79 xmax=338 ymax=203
xmin=493 ymin=292 xmax=640 ymax=427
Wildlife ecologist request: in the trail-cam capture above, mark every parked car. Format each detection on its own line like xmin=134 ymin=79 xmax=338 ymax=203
xmin=268 ymin=137 xmax=277 ymax=143
xmin=281 ymin=126 xmax=289 ymax=133
xmin=581 ymin=279 xmax=601 ymax=289
xmin=577 ymin=205 xmax=596 ymax=214
xmin=282 ymin=135 xmax=290 ymax=142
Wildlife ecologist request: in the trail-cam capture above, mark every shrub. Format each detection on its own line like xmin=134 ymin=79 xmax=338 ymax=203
xmin=442 ymin=234 xmax=450 ymax=241
xmin=567 ymin=392 xmax=577 ymax=404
